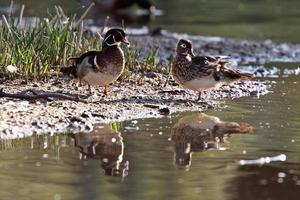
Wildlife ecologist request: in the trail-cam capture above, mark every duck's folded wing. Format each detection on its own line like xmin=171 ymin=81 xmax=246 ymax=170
xmin=192 ymin=56 xmax=219 ymax=66
xmin=74 ymin=51 xmax=99 ymax=65
xmin=219 ymin=67 xmax=254 ymax=80
xmin=189 ymin=56 xmax=222 ymax=79
xmin=93 ymin=52 xmax=109 ymax=73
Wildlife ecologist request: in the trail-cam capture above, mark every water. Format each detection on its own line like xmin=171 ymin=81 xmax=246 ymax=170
xmin=0 ymin=71 xmax=300 ymax=199
xmin=1 ymin=0 xmax=300 ymax=43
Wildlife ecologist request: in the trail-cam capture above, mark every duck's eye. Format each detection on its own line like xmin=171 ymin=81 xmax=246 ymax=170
xmin=180 ymin=43 xmax=187 ymax=48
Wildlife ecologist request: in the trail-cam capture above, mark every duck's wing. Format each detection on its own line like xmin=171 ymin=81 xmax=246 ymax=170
xmin=76 ymin=50 xmax=111 ymax=73
xmin=192 ymin=55 xmax=219 ymax=65
xmin=191 ymin=55 xmax=253 ymax=81
xmin=216 ymin=58 xmax=253 ymax=81
xmin=189 ymin=56 xmax=223 ymax=80
xmin=219 ymin=67 xmax=253 ymax=80
xmin=74 ymin=51 xmax=99 ymax=65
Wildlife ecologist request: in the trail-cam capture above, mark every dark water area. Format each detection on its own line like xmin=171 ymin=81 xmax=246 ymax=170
xmin=1 ymin=0 xmax=300 ymax=43
xmin=0 ymin=71 xmax=300 ymax=199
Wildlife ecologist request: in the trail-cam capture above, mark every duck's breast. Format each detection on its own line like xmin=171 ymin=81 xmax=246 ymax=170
xmin=83 ymin=71 xmax=116 ymax=86
xmin=183 ymin=75 xmax=223 ymax=91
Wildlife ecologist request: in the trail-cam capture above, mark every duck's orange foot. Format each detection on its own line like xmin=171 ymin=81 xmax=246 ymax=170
xmin=103 ymin=85 xmax=108 ymax=95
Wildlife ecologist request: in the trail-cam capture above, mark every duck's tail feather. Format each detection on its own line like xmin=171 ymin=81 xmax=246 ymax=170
xmin=60 ymin=65 xmax=77 ymax=78
xmin=60 ymin=56 xmax=80 ymax=77
xmin=67 ymin=56 xmax=79 ymax=61
xmin=222 ymin=68 xmax=254 ymax=80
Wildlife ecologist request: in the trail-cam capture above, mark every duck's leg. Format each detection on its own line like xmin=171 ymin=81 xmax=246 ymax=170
xmin=197 ymin=91 xmax=202 ymax=101
xmin=88 ymin=84 xmax=93 ymax=96
xmin=75 ymin=79 xmax=82 ymax=91
xmin=103 ymin=85 xmax=108 ymax=95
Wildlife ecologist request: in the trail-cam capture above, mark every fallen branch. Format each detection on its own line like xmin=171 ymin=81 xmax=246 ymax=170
xmin=0 ymin=88 xmax=87 ymax=103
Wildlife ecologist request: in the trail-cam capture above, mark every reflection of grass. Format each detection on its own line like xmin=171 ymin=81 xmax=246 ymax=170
xmin=0 ymin=7 xmax=166 ymax=81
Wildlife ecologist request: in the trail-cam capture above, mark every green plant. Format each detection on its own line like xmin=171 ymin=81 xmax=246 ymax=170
xmin=0 ymin=5 xmax=168 ymax=82
xmin=0 ymin=8 xmax=101 ymax=79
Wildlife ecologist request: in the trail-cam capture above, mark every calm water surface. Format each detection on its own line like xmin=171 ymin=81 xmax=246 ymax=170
xmin=0 ymin=71 xmax=300 ymax=200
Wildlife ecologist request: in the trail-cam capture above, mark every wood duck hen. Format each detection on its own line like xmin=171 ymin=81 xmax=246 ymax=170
xmin=171 ymin=113 xmax=253 ymax=168
xmin=63 ymin=28 xmax=130 ymax=95
xmin=172 ymin=39 xmax=254 ymax=100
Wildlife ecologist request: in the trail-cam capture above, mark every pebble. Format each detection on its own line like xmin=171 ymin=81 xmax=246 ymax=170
xmin=158 ymin=107 xmax=170 ymax=115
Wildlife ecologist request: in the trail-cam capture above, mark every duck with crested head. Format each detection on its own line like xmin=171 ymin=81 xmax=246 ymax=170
xmin=63 ymin=28 xmax=130 ymax=95
xmin=172 ymin=39 xmax=254 ymax=100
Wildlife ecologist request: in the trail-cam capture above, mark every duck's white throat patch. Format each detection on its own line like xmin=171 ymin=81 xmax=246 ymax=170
xmin=186 ymin=55 xmax=192 ymax=62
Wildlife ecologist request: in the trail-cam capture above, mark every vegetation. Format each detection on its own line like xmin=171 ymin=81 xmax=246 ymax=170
xmin=0 ymin=7 xmax=100 ymax=79
xmin=0 ymin=5 xmax=165 ymax=81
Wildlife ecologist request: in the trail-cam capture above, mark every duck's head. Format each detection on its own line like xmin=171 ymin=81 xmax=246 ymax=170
xmin=103 ymin=28 xmax=130 ymax=48
xmin=176 ymin=39 xmax=195 ymax=56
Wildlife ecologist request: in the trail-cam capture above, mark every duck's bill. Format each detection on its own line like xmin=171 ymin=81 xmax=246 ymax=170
xmin=122 ymin=37 xmax=130 ymax=46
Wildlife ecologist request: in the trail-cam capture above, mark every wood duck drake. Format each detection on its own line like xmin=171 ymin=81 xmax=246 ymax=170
xmin=81 ymin=0 xmax=155 ymax=12
xmin=171 ymin=113 xmax=253 ymax=168
xmin=172 ymin=39 xmax=254 ymax=100
xmin=72 ymin=124 xmax=129 ymax=177
xmin=65 ymin=28 xmax=130 ymax=95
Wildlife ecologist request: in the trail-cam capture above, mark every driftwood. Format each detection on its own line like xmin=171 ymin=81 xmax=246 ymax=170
xmin=0 ymin=88 xmax=87 ymax=103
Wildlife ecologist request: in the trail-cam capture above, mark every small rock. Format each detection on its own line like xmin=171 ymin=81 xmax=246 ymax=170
xmin=158 ymin=107 xmax=170 ymax=115
xmin=81 ymin=112 xmax=90 ymax=118
xmin=69 ymin=116 xmax=83 ymax=122
xmin=91 ymin=113 xmax=106 ymax=118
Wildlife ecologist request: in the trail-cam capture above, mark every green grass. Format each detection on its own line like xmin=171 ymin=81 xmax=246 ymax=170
xmin=0 ymin=6 xmax=166 ymax=82
xmin=0 ymin=12 xmax=101 ymax=79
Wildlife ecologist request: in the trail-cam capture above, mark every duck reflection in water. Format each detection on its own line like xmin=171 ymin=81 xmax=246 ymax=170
xmin=171 ymin=113 xmax=253 ymax=169
xmin=71 ymin=124 xmax=129 ymax=177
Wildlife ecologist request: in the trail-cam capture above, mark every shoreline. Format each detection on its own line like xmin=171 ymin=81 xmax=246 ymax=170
xmin=0 ymin=76 xmax=269 ymax=140
xmin=3 ymin=29 xmax=299 ymax=139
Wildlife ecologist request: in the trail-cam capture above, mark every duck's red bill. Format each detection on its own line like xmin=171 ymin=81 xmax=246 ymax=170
xmin=122 ymin=37 xmax=130 ymax=46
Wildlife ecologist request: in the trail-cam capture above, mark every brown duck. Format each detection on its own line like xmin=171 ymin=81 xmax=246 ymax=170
xmin=172 ymin=39 xmax=254 ymax=100
xmin=63 ymin=28 xmax=130 ymax=95
xmin=171 ymin=113 xmax=253 ymax=168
